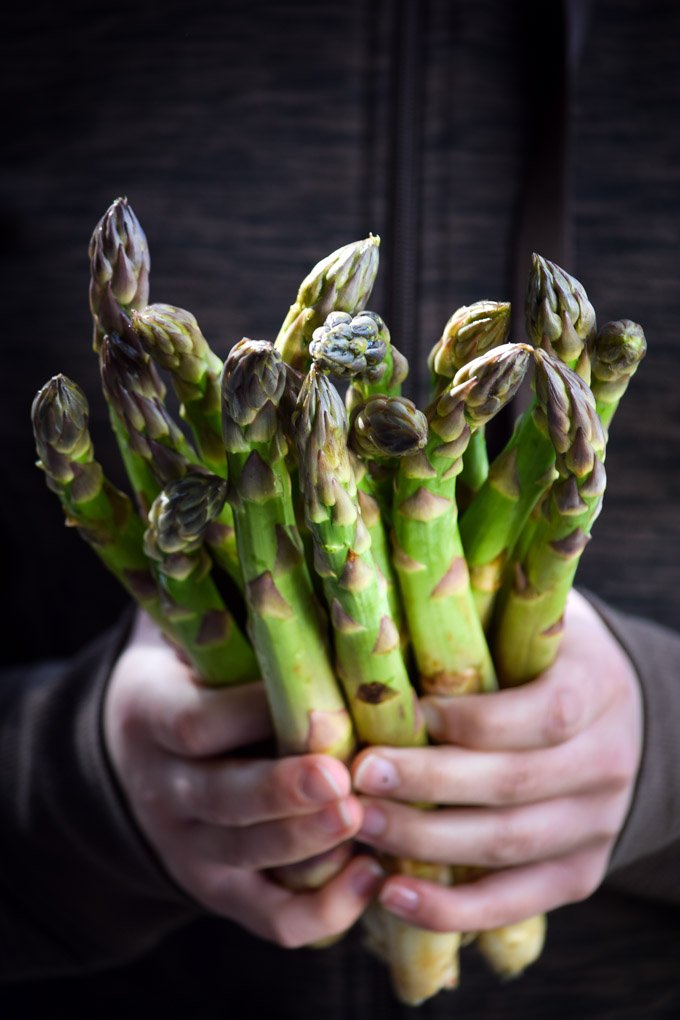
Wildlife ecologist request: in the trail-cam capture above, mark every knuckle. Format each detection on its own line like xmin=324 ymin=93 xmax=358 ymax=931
xmin=492 ymin=759 xmax=538 ymax=805
xmin=458 ymin=706 xmax=497 ymax=747
xmin=166 ymin=702 xmax=210 ymax=757
xmin=543 ymin=683 xmax=584 ymax=744
xmin=485 ymin=815 xmax=539 ymax=868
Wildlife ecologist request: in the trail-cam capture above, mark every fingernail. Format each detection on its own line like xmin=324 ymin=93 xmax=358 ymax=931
xmin=350 ymin=859 xmax=385 ymax=898
xmin=421 ymin=699 xmax=443 ymax=735
xmin=301 ymin=762 xmax=345 ymax=803
xmin=318 ymin=799 xmax=355 ymax=835
xmin=358 ymin=805 xmax=387 ymax=839
xmin=379 ymin=882 xmax=421 ymax=916
xmin=353 ymin=754 xmax=399 ymax=793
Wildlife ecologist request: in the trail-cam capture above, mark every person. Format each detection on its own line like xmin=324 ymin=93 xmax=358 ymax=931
xmin=1 ymin=0 xmax=679 ymax=1016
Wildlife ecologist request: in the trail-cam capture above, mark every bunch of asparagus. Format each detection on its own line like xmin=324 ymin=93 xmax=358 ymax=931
xmin=31 ymin=198 xmax=645 ymax=1006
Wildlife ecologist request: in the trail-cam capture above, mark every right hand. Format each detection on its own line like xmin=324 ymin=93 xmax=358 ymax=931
xmin=103 ymin=610 xmax=382 ymax=948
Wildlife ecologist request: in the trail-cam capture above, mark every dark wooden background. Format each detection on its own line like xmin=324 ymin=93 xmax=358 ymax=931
xmin=1 ymin=1 xmax=679 ymax=1015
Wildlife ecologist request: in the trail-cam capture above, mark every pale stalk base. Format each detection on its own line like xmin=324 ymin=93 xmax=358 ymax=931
xmin=362 ymin=862 xmax=461 ymax=1006
xmin=476 ymin=913 xmax=546 ymax=979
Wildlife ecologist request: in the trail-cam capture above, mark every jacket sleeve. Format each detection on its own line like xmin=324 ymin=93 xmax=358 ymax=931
xmin=0 ymin=610 xmax=203 ymax=982
xmin=586 ymin=593 xmax=680 ymax=903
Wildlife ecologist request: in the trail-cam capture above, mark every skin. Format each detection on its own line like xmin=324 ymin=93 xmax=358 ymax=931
xmin=105 ymin=589 xmax=642 ymax=946
xmin=352 ymin=589 xmax=643 ymax=933
xmin=104 ymin=611 xmax=382 ymax=949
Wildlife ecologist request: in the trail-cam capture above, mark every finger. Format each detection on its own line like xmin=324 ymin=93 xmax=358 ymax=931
xmin=422 ymin=593 xmax=636 ymax=752
xmin=356 ymin=794 xmax=621 ymax=869
xmin=422 ymin=652 xmax=616 ymax=753
xmin=134 ymin=651 xmax=273 ymax=756
xmin=377 ymin=847 xmax=607 ymax=933
xmin=197 ymin=855 xmax=385 ymax=948
xmin=351 ymin=711 xmax=637 ymax=806
xmin=161 ymin=754 xmax=353 ymax=826
xmin=187 ymin=795 xmax=364 ymax=870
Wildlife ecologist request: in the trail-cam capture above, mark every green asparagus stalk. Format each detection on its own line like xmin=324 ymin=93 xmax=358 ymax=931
xmin=89 ymin=197 xmax=150 ymax=352
xmin=132 ymin=303 xmax=227 ymax=476
xmin=589 ymin=319 xmax=646 ymax=431
xmin=428 ymin=300 xmax=512 ymax=503
xmin=99 ymin=331 xmax=196 ymax=502
xmin=31 ymin=376 xmax=253 ymax=685
xmin=32 ymin=375 xmax=160 ymax=611
xmin=476 ymin=345 xmax=621 ymax=979
xmin=393 ymin=343 xmax=531 ymax=696
xmin=491 ymin=350 xmax=607 ymax=684
xmin=348 ymin=395 xmax=429 ymax=646
xmin=221 ymin=338 xmax=354 ymax=761
xmin=99 ymin=331 xmax=241 ymax=587
xmin=144 ymin=472 xmax=258 ymax=685
xmin=275 ymin=236 xmax=381 ymax=371
xmin=460 ymin=257 xmax=598 ymax=629
xmin=309 ymin=308 xmax=410 ymax=526
xmin=294 ymin=362 xmax=457 ymax=1006
xmin=294 ymin=363 xmax=421 ymax=743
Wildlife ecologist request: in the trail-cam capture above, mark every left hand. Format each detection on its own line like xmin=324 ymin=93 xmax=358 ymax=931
xmin=350 ymin=590 xmax=643 ymax=933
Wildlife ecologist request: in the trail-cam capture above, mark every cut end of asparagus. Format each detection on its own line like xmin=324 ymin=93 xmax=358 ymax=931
xmin=476 ymin=914 xmax=547 ymax=979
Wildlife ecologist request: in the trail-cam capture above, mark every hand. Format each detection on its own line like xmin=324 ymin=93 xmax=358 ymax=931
xmin=351 ymin=590 xmax=643 ymax=933
xmin=104 ymin=611 xmax=382 ymax=948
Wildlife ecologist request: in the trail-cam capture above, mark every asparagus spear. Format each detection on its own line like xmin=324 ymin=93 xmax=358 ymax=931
xmin=221 ymin=338 xmax=354 ymax=761
xmin=89 ymin=197 xmax=150 ymax=352
xmin=393 ymin=343 xmax=531 ymax=695
xmin=478 ymin=339 xmax=636 ymax=979
xmin=428 ymin=300 xmax=512 ymax=503
xmin=32 ymin=375 xmax=159 ymax=611
xmin=144 ymin=472 xmax=258 ymax=686
xmin=428 ymin=301 xmax=513 ymax=383
xmin=274 ymin=236 xmax=380 ymax=371
xmin=589 ymin=319 xmax=647 ymax=431
xmin=348 ymin=394 xmax=428 ymax=646
xmin=31 ymin=376 xmax=253 ymax=684
xmin=460 ymin=257 xmax=598 ymax=629
xmin=294 ymin=362 xmax=457 ymax=1006
xmin=526 ymin=253 xmax=597 ymax=378
xmin=132 ymin=303 xmax=226 ymax=476
xmin=293 ymin=363 xmax=421 ymax=743
xmin=491 ymin=350 xmax=608 ymax=684
xmin=99 ymin=331 xmax=195 ymax=504
xmin=311 ymin=308 xmax=411 ymax=522
xmin=100 ymin=331 xmax=241 ymax=587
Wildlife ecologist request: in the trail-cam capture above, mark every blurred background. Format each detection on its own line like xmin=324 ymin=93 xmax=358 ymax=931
xmin=1 ymin=0 xmax=678 ymax=664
